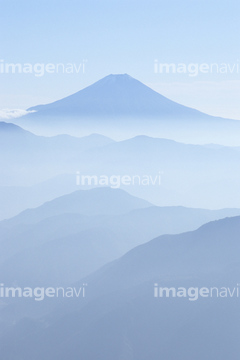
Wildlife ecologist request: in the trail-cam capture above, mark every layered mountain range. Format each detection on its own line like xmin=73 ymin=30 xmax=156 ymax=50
xmin=11 ymin=74 xmax=240 ymax=145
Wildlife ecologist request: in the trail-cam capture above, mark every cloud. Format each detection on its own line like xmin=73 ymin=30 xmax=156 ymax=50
xmin=0 ymin=109 xmax=36 ymax=120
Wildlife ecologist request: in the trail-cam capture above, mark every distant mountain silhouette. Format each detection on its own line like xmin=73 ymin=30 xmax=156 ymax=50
xmin=2 ymin=125 xmax=240 ymax=210
xmin=14 ymin=74 xmax=240 ymax=145
xmin=1 ymin=187 xmax=240 ymax=287
xmin=84 ymin=215 xmax=240 ymax=291
xmin=0 ymin=121 xmax=115 ymax=189
xmin=0 ymin=121 xmax=31 ymax=133
xmin=26 ymin=74 xmax=210 ymax=119
xmin=1 ymin=216 xmax=240 ymax=360
xmin=2 ymin=187 xmax=151 ymax=226
xmin=0 ymin=121 xmax=114 ymax=149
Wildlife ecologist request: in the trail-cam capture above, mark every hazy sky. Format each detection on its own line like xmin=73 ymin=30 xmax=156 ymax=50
xmin=1 ymin=0 xmax=240 ymax=119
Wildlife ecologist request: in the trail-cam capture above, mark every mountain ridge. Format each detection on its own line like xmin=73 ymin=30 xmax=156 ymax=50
xmin=26 ymin=73 xmax=217 ymax=120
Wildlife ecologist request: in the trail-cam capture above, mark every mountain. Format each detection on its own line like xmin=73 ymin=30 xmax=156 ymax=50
xmin=84 ymin=215 xmax=240 ymax=292
xmin=0 ymin=121 xmax=32 ymax=135
xmin=0 ymin=174 xmax=78 ymax=221
xmin=0 ymin=227 xmax=122 ymax=286
xmin=26 ymin=74 xmax=208 ymax=119
xmin=0 ymin=121 xmax=114 ymax=150
xmin=2 ymin=130 xmax=240 ymax=209
xmin=1 ymin=186 xmax=240 ymax=287
xmin=61 ymin=135 xmax=240 ymax=208
xmin=0 ymin=188 xmax=152 ymax=269
xmin=1 ymin=216 xmax=240 ymax=360
xmin=13 ymin=74 xmax=240 ymax=145
xmin=1 ymin=187 xmax=151 ymax=227
xmin=0 ymin=121 xmax=114 ymax=186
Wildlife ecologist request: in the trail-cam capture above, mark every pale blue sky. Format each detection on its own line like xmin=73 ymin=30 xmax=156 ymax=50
xmin=1 ymin=0 xmax=240 ymax=119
